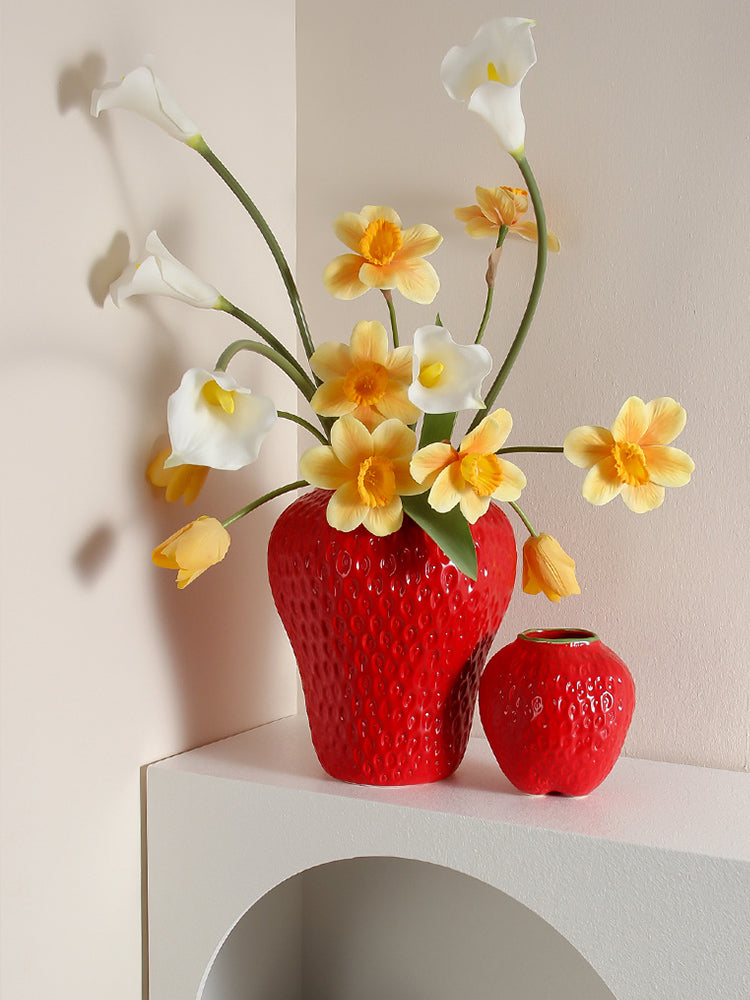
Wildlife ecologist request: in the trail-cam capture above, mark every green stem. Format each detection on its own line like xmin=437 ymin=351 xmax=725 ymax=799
xmin=193 ymin=138 xmax=316 ymax=361
xmin=217 ymin=297 xmax=314 ymax=392
xmin=214 ymin=339 xmax=315 ymax=402
xmin=382 ymin=289 xmax=399 ymax=348
xmin=222 ymin=480 xmax=308 ymax=529
xmin=497 ymin=446 xmax=564 ymax=455
xmin=469 ymin=155 xmax=548 ymax=430
xmin=278 ymin=410 xmax=329 ymax=445
xmin=475 ymin=225 xmax=508 ymax=345
xmin=509 ymin=500 xmax=538 ymax=537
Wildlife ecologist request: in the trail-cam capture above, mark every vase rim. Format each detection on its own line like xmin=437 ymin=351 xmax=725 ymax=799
xmin=519 ymin=628 xmax=600 ymax=645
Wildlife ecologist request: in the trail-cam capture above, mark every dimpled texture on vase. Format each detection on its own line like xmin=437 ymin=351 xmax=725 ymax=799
xmin=268 ymin=489 xmax=516 ymax=785
xmin=479 ymin=629 xmax=635 ymax=796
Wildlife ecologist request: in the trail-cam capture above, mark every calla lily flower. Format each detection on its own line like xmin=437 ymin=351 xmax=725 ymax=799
xmin=153 ymin=516 xmax=230 ymax=589
xmin=563 ymin=396 xmax=695 ymax=513
xmin=147 ymin=446 xmax=209 ymax=506
xmin=109 ymin=231 xmax=221 ymax=309
xmin=309 ymin=320 xmax=420 ymax=430
xmin=522 ymin=533 xmax=580 ymax=602
xmin=408 ymin=325 xmax=492 ymax=413
xmin=410 ymin=408 xmax=526 ymax=523
xmin=91 ymin=65 xmax=201 ymax=144
xmin=455 ymin=185 xmax=560 ymax=251
xmin=441 ymin=17 xmax=537 ymax=157
xmin=323 ymin=205 xmax=442 ymax=304
xmin=299 ymin=415 xmax=424 ymax=536
xmin=166 ymin=368 xmax=277 ymax=472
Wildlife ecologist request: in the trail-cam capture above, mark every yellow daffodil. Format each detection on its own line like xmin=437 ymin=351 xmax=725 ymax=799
xmin=299 ymin=415 xmax=424 ymax=536
xmin=153 ymin=516 xmax=230 ymax=589
xmin=91 ymin=65 xmax=201 ymax=144
xmin=441 ymin=17 xmax=537 ymax=157
xmin=309 ymin=320 xmax=420 ymax=430
xmin=147 ymin=446 xmax=208 ymax=506
xmin=564 ymin=396 xmax=695 ymax=513
xmin=322 ymin=205 xmax=442 ymax=304
xmin=410 ymin=408 xmax=526 ymax=523
xmin=454 ymin=185 xmax=560 ymax=251
xmin=522 ymin=533 xmax=580 ymax=602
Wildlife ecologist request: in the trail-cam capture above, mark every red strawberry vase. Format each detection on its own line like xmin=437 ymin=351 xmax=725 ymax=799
xmin=268 ymin=489 xmax=517 ymax=786
xmin=479 ymin=629 xmax=635 ymax=796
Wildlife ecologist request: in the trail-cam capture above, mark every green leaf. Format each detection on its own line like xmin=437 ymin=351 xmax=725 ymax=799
xmin=419 ymin=411 xmax=457 ymax=447
xmin=402 ymin=493 xmax=478 ymax=580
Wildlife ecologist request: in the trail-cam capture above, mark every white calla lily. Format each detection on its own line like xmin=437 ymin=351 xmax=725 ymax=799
xmin=109 ymin=231 xmax=221 ymax=309
xmin=441 ymin=17 xmax=537 ymax=156
xmin=91 ymin=65 xmax=201 ymax=144
xmin=165 ymin=368 xmax=277 ymax=471
xmin=408 ymin=325 xmax=492 ymax=413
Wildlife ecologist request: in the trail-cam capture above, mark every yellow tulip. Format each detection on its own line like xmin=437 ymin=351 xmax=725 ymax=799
xmin=147 ymin=447 xmax=208 ymax=506
xmin=153 ymin=516 xmax=230 ymax=589
xmin=522 ymin=533 xmax=580 ymax=602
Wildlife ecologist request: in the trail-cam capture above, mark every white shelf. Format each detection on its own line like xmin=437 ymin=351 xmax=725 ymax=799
xmin=147 ymin=714 xmax=750 ymax=1000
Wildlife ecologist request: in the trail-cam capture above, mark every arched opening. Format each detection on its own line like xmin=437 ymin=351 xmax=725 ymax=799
xmin=200 ymin=856 xmax=617 ymax=999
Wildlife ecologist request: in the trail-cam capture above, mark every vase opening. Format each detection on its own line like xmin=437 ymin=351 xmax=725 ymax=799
xmin=520 ymin=628 xmax=599 ymax=646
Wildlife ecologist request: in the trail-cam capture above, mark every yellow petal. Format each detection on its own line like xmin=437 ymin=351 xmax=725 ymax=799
xmin=465 ymin=217 xmax=500 ymax=239
xmin=492 ymin=458 xmax=526 ymax=501
xmin=581 ymin=459 xmax=624 ymax=505
xmin=349 ymin=320 xmax=389 ymax=365
xmin=361 ymin=205 xmax=402 ymax=228
xmin=454 ymin=205 xmax=484 ymax=223
xmin=395 ymin=257 xmax=440 ymax=304
xmin=522 ymin=533 xmax=580 ymax=602
xmin=476 ymin=186 xmax=514 ymax=224
xmin=327 ymin=481 xmax=366 ymax=532
xmin=333 ymin=211 xmax=368 ymax=251
xmin=330 ymin=414 xmax=373 ymax=470
xmin=374 ymin=387 xmax=422 ymax=425
xmin=611 ymin=396 xmax=648 ymax=444
xmin=461 ymin=408 xmax=512 ymax=454
xmin=309 ymin=340 xmax=354 ymax=380
xmin=371 ymin=417 xmax=417 ymax=461
xmin=427 ymin=462 xmax=464 ymax=513
xmin=393 ymin=459 xmax=427 ymax=496
xmin=364 ymin=496 xmax=404 ymax=536
xmin=563 ymin=424 xmax=613 ymax=469
xmin=309 ymin=379 xmax=357 ymax=417
xmin=642 ymin=445 xmax=695 ymax=487
xmin=459 ymin=488 xmax=491 ymax=524
xmin=621 ymin=481 xmax=665 ymax=513
xmin=410 ymin=442 xmax=457 ymax=485
xmin=398 ymin=224 xmax=443 ymax=260
xmin=358 ymin=260 xmax=398 ymax=291
xmin=322 ymin=253 xmax=368 ymax=299
xmin=298 ymin=445 xmax=349 ymax=489
xmin=641 ymin=397 xmax=687 ymax=446
xmin=383 ymin=344 xmax=414 ymax=381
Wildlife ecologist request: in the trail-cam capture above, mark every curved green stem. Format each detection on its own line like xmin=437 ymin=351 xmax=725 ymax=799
xmin=278 ymin=410 xmax=329 ymax=445
xmin=383 ymin=289 xmax=399 ymax=348
xmin=469 ymin=155 xmax=548 ymax=430
xmin=508 ymin=500 xmax=538 ymax=537
xmin=222 ymin=480 xmax=308 ymax=529
xmin=193 ymin=138 xmax=316 ymax=361
xmin=497 ymin=445 xmax=564 ymax=455
xmin=214 ymin=339 xmax=315 ymax=402
xmin=475 ymin=225 xmax=508 ymax=345
xmin=217 ymin=297 xmax=314 ymax=391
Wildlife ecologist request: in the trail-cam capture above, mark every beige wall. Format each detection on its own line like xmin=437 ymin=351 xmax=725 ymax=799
xmin=1 ymin=1 xmax=298 ymax=997
xmin=296 ymin=0 xmax=750 ymax=771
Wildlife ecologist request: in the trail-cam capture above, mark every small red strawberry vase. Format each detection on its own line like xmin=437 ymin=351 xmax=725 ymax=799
xmin=268 ymin=489 xmax=517 ymax=785
xmin=479 ymin=628 xmax=635 ymax=796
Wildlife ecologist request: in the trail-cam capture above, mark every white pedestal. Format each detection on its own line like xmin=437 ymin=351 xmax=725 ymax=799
xmin=147 ymin=714 xmax=750 ymax=1000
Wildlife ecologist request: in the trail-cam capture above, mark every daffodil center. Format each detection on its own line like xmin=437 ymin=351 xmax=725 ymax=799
xmin=358 ymin=218 xmax=403 ymax=266
xmin=460 ymin=453 xmax=503 ymax=497
xmin=418 ymin=361 xmax=445 ymax=389
xmin=343 ymin=362 xmax=389 ymax=406
xmin=357 ymin=456 xmax=396 ymax=508
xmin=611 ymin=440 xmax=650 ymax=486
xmin=201 ymin=379 xmax=236 ymax=414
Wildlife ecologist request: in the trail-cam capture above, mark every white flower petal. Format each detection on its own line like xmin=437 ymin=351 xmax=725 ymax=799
xmin=91 ymin=65 xmax=200 ymax=143
xmin=109 ymin=231 xmax=220 ymax=308
xmin=165 ymin=368 xmax=276 ymax=471
xmin=468 ymin=80 xmax=527 ymax=156
xmin=408 ymin=325 xmax=492 ymax=413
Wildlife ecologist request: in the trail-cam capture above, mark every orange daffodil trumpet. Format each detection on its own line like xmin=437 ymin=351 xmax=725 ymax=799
xmin=410 ymin=409 xmax=526 ymax=524
xmin=91 ymin=65 xmax=201 ymax=144
xmin=300 ymin=416 xmax=424 ymax=536
xmin=153 ymin=516 xmax=230 ymax=589
xmin=564 ymin=396 xmax=695 ymax=513
xmin=455 ymin=186 xmax=561 ymax=252
xmin=441 ymin=17 xmax=537 ymax=158
xmin=322 ymin=205 xmax=442 ymax=304
xmin=309 ymin=320 xmax=419 ymax=430
xmin=409 ymin=325 xmax=492 ymax=413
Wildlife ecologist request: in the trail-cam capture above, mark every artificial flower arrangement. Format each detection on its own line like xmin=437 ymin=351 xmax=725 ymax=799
xmin=92 ymin=17 xmax=695 ymax=597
